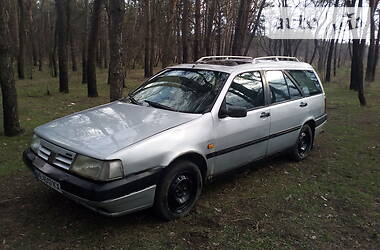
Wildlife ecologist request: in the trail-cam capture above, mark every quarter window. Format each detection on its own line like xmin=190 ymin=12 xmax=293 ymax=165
xmin=226 ymin=71 xmax=264 ymax=109
xmin=266 ymin=71 xmax=290 ymax=103
xmin=287 ymin=70 xmax=322 ymax=96
xmin=284 ymin=74 xmax=302 ymax=99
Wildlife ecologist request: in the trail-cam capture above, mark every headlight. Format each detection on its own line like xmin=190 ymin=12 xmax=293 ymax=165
xmin=30 ymin=135 xmax=41 ymax=153
xmin=71 ymin=155 xmax=123 ymax=181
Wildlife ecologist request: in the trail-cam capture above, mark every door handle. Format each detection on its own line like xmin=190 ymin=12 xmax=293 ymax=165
xmin=300 ymin=102 xmax=308 ymax=107
xmin=260 ymin=112 xmax=271 ymax=118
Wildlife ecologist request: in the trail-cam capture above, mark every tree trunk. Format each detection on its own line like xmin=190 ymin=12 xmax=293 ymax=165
xmin=87 ymin=0 xmax=103 ymax=97
xmin=70 ymin=34 xmax=77 ymax=72
xmin=82 ymin=0 xmax=88 ymax=84
xmin=108 ymin=0 xmax=124 ymax=102
xmin=244 ymin=0 xmax=265 ymax=56
xmin=350 ymin=39 xmax=366 ymax=105
xmin=67 ymin=0 xmax=77 ymax=72
xmin=325 ymin=38 xmax=335 ymax=82
xmin=17 ymin=0 xmax=26 ymax=79
xmin=365 ymin=0 xmax=379 ymax=82
xmin=0 ymin=6 xmax=23 ymax=136
xmin=55 ymin=0 xmax=69 ymax=93
xmin=204 ymin=0 xmax=216 ymax=55
xmin=162 ymin=0 xmax=175 ymax=68
xmin=149 ymin=0 xmax=155 ymax=73
xmin=181 ymin=0 xmax=189 ymax=62
xmin=193 ymin=0 xmax=201 ymax=61
xmin=232 ymin=0 xmax=251 ymax=55
xmin=373 ymin=15 xmax=380 ymax=74
xmin=144 ymin=0 xmax=152 ymax=77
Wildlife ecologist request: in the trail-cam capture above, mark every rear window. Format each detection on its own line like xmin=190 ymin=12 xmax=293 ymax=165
xmin=287 ymin=70 xmax=322 ymax=96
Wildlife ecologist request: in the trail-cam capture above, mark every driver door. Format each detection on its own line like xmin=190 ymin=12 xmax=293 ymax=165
xmin=211 ymin=71 xmax=271 ymax=175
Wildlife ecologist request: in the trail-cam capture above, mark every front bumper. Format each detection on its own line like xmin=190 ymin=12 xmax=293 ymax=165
xmin=23 ymin=148 xmax=160 ymax=216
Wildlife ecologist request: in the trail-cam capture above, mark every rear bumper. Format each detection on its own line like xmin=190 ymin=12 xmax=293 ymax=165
xmin=23 ymin=148 xmax=160 ymax=216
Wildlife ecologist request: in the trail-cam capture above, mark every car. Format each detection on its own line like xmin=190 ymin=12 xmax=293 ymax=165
xmin=23 ymin=55 xmax=327 ymax=220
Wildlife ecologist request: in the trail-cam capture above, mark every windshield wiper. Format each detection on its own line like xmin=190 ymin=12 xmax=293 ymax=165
xmin=143 ymin=100 xmax=176 ymax=111
xmin=128 ymin=93 xmax=140 ymax=105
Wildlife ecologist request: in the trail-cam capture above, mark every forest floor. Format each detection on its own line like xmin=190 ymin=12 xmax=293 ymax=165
xmin=0 ymin=67 xmax=379 ymax=249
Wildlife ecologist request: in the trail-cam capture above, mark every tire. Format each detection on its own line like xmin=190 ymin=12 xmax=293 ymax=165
xmin=290 ymin=124 xmax=314 ymax=161
xmin=154 ymin=160 xmax=202 ymax=221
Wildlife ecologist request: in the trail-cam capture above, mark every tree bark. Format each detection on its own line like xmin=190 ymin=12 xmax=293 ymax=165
xmin=82 ymin=0 xmax=88 ymax=83
xmin=17 ymin=0 xmax=26 ymax=79
xmin=181 ymin=0 xmax=189 ymax=62
xmin=365 ymin=0 xmax=379 ymax=82
xmin=144 ymin=0 xmax=152 ymax=77
xmin=0 ymin=6 xmax=23 ymax=136
xmin=348 ymin=0 xmax=366 ymax=105
xmin=325 ymin=38 xmax=335 ymax=82
xmin=204 ymin=0 xmax=216 ymax=55
xmin=87 ymin=0 xmax=103 ymax=97
xmin=232 ymin=0 xmax=251 ymax=55
xmin=162 ymin=0 xmax=175 ymax=68
xmin=108 ymin=0 xmax=124 ymax=102
xmin=244 ymin=0 xmax=266 ymax=55
xmin=193 ymin=0 xmax=201 ymax=61
xmin=55 ymin=0 xmax=69 ymax=93
xmin=149 ymin=0 xmax=156 ymax=73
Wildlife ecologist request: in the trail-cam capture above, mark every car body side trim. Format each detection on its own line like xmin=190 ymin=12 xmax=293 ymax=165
xmin=206 ymin=125 xmax=302 ymax=159
xmin=315 ymin=114 xmax=327 ymax=127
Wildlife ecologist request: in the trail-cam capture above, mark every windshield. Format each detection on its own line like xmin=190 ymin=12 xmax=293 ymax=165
xmin=128 ymin=69 xmax=230 ymax=113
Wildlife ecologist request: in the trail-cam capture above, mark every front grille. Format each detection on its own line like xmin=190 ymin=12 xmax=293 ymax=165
xmin=37 ymin=140 xmax=76 ymax=170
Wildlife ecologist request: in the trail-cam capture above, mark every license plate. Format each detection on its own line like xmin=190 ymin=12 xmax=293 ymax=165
xmin=34 ymin=170 xmax=62 ymax=193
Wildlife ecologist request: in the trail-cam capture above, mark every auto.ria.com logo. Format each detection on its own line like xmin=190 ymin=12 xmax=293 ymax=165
xmin=263 ymin=7 xmax=370 ymax=40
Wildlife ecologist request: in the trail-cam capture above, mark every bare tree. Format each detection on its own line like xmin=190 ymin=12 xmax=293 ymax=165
xmin=144 ymin=0 xmax=152 ymax=77
xmin=82 ymin=0 xmax=89 ymax=84
xmin=181 ymin=0 xmax=189 ymax=62
xmin=0 ymin=4 xmax=23 ymax=136
xmin=108 ymin=0 xmax=125 ymax=101
xmin=365 ymin=0 xmax=379 ymax=82
xmin=87 ymin=0 xmax=103 ymax=97
xmin=232 ymin=0 xmax=251 ymax=55
xmin=17 ymin=0 xmax=26 ymax=79
xmin=55 ymin=0 xmax=69 ymax=93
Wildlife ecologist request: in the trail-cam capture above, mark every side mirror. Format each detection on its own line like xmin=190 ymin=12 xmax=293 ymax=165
xmin=219 ymin=105 xmax=247 ymax=118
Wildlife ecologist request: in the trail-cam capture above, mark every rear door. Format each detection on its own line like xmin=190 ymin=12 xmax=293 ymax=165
xmin=211 ymin=71 xmax=270 ymax=175
xmin=287 ymin=69 xmax=326 ymax=125
xmin=265 ymin=70 xmax=308 ymax=155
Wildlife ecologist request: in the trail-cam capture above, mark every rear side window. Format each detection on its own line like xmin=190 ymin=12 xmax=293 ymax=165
xmin=226 ymin=71 xmax=264 ymax=109
xmin=287 ymin=70 xmax=322 ymax=96
xmin=266 ymin=71 xmax=290 ymax=103
xmin=284 ymin=74 xmax=302 ymax=99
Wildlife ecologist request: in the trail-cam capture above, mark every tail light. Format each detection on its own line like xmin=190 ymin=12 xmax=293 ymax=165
xmin=324 ymin=96 xmax=327 ymax=114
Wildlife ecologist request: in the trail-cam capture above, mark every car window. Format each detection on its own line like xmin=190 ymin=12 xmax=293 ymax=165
xmin=130 ymin=69 xmax=229 ymax=113
xmin=284 ymin=74 xmax=302 ymax=99
xmin=287 ymin=70 xmax=322 ymax=96
xmin=225 ymin=71 xmax=264 ymax=109
xmin=266 ymin=71 xmax=290 ymax=103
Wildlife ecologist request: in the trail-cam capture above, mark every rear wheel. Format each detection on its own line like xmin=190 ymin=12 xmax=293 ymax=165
xmin=154 ymin=160 xmax=202 ymax=220
xmin=291 ymin=124 xmax=313 ymax=161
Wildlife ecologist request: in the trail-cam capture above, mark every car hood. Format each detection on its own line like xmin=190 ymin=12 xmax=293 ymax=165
xmin=34 ymin=101 xmax=201 ymax=159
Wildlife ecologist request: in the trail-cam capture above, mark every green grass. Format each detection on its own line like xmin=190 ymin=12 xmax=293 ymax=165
xmin=0 ymin=66 xmax=379 ymax=249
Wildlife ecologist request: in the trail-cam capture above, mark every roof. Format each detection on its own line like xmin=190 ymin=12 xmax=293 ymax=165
xmin=168 ymin=60 xmax=315 ymax=74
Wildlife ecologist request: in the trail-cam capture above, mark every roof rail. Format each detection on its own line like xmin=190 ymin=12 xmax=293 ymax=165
xmin=253 ymin=56 xmax=300 ymax=63
xmin=196 ymin=56 xmax=253 ymax=63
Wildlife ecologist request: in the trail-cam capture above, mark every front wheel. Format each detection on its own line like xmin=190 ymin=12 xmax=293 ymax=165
xmin=290 ymin=124 xmax=313 ymax=161
xmin=154 ymin=160 xmax=202 ymax=221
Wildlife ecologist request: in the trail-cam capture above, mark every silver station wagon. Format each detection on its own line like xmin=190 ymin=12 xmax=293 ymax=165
xmin=23 ymin=56 xmax=327 ymax=220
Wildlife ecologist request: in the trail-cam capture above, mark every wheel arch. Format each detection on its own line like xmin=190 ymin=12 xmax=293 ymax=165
xmin=166 ymin=152 xmax=208 ymax=182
